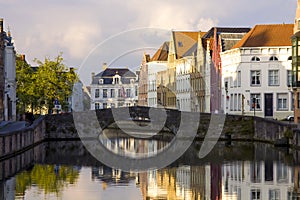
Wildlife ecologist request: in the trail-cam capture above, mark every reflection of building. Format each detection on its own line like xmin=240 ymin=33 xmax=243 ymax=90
xmin=221 ymin=24 xmax=293 ymax=119
xmin=138 ymin=165 xmax=210 ymax=200
xmin=91 ymin=166 xmax=135 ymax=186
xmin=90 ymin=64 xmax=138 ymax=110
xmin=222 ymin=161 xmax=294 ymax=200
xmin=99 ymin=131 xmax=169 ymax=158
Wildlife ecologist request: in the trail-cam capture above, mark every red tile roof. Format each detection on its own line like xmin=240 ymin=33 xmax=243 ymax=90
xmin=233 ymin=24 xmax=293 ymax=48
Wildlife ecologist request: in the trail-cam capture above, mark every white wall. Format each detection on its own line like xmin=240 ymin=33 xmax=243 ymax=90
xmin=221 ymin=47 xmax=293 ymax=119
xmin=147 ymin=61 xmax=167 ymax=108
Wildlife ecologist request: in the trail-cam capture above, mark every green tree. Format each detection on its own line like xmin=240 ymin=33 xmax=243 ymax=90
xmin=16 ymin=53 xmax=78 ymax=114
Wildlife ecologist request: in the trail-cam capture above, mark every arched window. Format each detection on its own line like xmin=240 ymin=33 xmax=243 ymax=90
xmin=251 ymin=56 xmax=260 ymax=61
xmin=269 ymin=56 xmax=278 ymax=61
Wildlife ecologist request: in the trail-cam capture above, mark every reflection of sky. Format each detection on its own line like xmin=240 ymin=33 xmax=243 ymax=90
xmin=20 ymin=167 xmax=143 ymax=200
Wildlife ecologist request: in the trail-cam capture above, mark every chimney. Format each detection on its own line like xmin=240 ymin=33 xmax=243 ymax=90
xmin=91 ymin=72 xmax=95 ymax=81
xmin=102 ymin=62 xmax=108 ymax=70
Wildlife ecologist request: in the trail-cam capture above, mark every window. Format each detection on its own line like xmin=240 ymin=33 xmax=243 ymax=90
xmin=251 ymin=189 xmax=261 ymax=200
xmin=103 ymin=89 xmax=107 ymax=98
xmin=126 ymin=89 xmax=131 ymax=97
xmin=103 ymin=103 xmax=107 ymax=109
xmin=178 ymin=41 xmax=183 ymax=47
xmin=110 ymin=89 xmax=115 ymax=98
xmin=95 ymin=89 xmax=100 ymax=98
xmin=269 ymin=56 xmax=278 ymax=61
xmin=277 ymin=163 xmax=288 ymax=183
xmin=268 ymin=70 xmax=279 ymax=86
xmin=118 ymin=89 xmax=121 ymax=97
xmin=237 ymin=71 xmax=241 ymax=87
xmin=114 ymin=77 xmax=120 ymax=84
xmin=251 ymin=70 xmax=261 ymax=86
xmin=99 ymin=79 xmax=103 ymax=84
xmin=277 ymin=93 xmax=288 ymax=110
xmin=269 ymin=189 xmax=280 ymax=200
xmin=135 ymin=86 xmax=138 ymax=96
xmin=95 ymin=102 xmax=100 ymax=110
xmin=251 ymin=56 xmax=260 ymax=61
xmin=250 ymin=94 xmax=261 ymax=110
xmin=287 ymin=70 xmax=292 ymax=87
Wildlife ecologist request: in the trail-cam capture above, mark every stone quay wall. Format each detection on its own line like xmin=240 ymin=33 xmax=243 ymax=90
xmin=0 ymin=116 xmax=45 ymax=159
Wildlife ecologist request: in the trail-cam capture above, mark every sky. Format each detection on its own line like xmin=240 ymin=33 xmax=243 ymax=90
xmin=0 ymin=0 xmax=297 ymax=85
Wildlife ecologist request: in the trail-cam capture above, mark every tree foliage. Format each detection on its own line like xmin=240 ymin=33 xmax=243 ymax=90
xmin=16 ymin=53 xmax=78 ymax=114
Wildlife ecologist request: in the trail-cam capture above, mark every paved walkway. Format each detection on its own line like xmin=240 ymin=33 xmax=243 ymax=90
xmin=0 ymin=121 xmax=28 ymax=134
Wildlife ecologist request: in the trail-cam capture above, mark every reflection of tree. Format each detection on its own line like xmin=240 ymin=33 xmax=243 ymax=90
xmin=15 ymin=164 xmax=80 ymax=196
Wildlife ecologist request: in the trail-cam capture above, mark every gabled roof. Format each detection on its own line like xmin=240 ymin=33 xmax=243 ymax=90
xmin=173 ymin=31 xmax=199 ymax=59
xmin=233 ymin=24 xmax=293 ymax=48
xmin=151 ymin=41 xmax=169 ymax=61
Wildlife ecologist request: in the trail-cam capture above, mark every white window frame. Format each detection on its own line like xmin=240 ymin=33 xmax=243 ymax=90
xmin=268 ymin=70 xmax=279 ymax=86
xmin=251 ymin=70 xmax=261 ymax=86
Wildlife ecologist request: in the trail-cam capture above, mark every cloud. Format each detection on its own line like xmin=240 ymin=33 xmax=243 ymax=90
xmin=0 ymin=0 xmax=296 ymax=70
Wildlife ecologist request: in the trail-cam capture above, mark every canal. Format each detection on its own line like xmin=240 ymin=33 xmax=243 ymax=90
xmin=1 ymin=130 xmax=300 ymax=200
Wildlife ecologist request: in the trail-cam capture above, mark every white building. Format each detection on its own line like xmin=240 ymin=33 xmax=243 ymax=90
xmin=3 ymin=28 xmax=16 ymax=121
xmin=90 ymin=65 xmax=138 ymax=110
xmin=221 ymin=24 xmax=294 ymax=119
xmin=147 ymin=61 xmax=168 ymax=107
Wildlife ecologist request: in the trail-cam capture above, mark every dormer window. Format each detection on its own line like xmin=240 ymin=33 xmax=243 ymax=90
xmin=130 ymin=79 xmax=134 ymax=84
xmin=99 ymin=79 xmax=103 ymax=84
xmin=251 ymin=56 xmax=260 ymax=62
xmin=113 ymin=74 xmax=121 ymax=84
xmin=269 ymin=56 xmax=278 ymax=61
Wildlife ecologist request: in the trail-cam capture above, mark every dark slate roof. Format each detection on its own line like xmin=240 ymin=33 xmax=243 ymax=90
xmin=92 ymin=68 xmax=136 ymax=84
xmin=219 ymin=33 xmax=247 ymax=51
xmin=203 ymin=27 xmax=251 ymax=38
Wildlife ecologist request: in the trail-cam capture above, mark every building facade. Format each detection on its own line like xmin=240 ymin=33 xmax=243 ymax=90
xmin=221 ymin=24 xmax=294 ymax=119
xmin=90 ymin=66 xmax=138 ymax=110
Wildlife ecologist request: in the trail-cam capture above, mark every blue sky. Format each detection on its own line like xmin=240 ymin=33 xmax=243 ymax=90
xmin=0 ymin=0 xmax=296 ymax=85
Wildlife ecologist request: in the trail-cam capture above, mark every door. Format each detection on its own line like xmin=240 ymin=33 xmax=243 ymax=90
xmin=264 ymin=93 xmax=273 ymax=117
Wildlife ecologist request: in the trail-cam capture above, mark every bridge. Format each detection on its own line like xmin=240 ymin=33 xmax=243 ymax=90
xmin=45 ymin=106 xmax=296 ymax=143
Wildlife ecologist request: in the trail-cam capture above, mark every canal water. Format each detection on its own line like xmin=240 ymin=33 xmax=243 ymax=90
xmin=1 ymin=135 xmax=300 ymax=199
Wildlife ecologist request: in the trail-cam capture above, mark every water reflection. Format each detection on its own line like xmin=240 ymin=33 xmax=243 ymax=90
xmin=0 ymin=139 xmax=299 ymax=199
xmin=99 ymin=128 xmax=172 ymax=158
xmin=15 ymin=164 xmax=81 ymax=198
